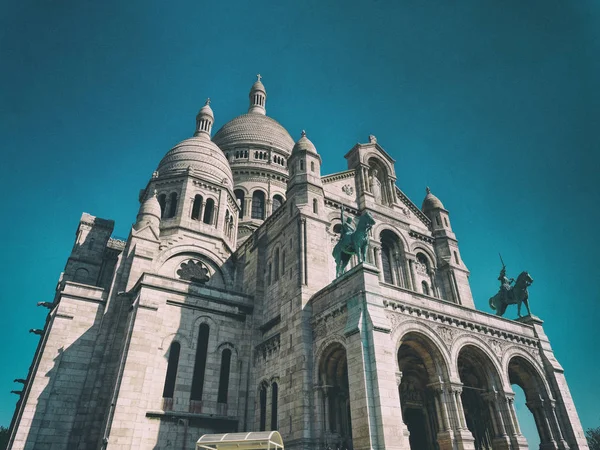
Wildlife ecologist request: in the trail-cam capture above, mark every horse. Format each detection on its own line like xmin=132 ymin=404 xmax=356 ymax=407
xmin=332 ymin=211 xmax=376 ymax=278
xmin=489 ymin=271 xmax=534 ymax=317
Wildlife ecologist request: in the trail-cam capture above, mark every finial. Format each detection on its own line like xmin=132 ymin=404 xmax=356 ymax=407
xmin=301 ymin=130 xmax=306 ymax=137
xmin=257 ymin=74 xmax=262 ymax=82
xmin=152 ymin=170 xmax=159 ymax=179
xmin=426 ymin=186 xmax=431 ymax=195
xmin=205 ymin=98 xmax=211 ymax=106
xmin=153 ymin=189 xmax=158 ymax=197
xmin=369 ymin=134 xmax=377 ymax=144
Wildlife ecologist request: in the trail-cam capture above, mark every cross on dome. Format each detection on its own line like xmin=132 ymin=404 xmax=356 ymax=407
xmin=301 ymin=130 xmax=306 ymax=137
xmin=256 ymin=74 xmax=262 ymax=82
xmin=205 ymin=98 xmax=211 ymax=105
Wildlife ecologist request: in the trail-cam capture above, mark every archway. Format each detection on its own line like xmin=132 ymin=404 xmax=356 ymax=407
xmin=508 ymin=355 xmax=565 ymax=448
xmin=457 ymin=345 xmax=503 ymax=450
xmin=318 ymin=343 xmax=353 ymax=449
xmin=397 ymin=332 xmax=450 ymax=450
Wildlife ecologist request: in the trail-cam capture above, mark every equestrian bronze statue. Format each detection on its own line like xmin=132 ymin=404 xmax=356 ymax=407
xmin=332 ymin=208 xmax=375 ymax=277
xmin=489 ymin=255 xmax=533 ymax=317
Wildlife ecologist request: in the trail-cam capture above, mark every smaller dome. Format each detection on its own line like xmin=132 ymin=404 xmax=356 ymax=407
xmin=251 ymin=79 xmax=266 ymax=93
xmin=157 ymin=135 xmax=233 ymax=186
xmin=135 ymin=191 xmax=161 ymax=230
xmin=292 ymin=130 xmax=317 ymax=155
xmin=139 ymin=191 xmax=162 ymax=218
xmin=422 ymin=187 xmax=445 ymax=212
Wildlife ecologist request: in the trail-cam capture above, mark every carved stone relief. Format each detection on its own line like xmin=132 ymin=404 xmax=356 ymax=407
xmin=342 ymin=184 xmax=354 ymax=196
xmin=436 ymin=325 xmax=458 ymax=349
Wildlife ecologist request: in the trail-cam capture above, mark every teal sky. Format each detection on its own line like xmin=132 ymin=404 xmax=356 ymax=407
xmin=1 ymin=0 xmax=599 ymax=446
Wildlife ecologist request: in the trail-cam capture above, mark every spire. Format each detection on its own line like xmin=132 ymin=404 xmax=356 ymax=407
xmin=195 ymin=98 xmax=214 ymax=137
xmin=248 ymin=74 xmax=267 ymax=115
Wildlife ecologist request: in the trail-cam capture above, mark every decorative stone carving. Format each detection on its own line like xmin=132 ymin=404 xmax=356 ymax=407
xmin=415 ymin=261 xmax=428 ymax=275
xmin=177 ymin=260 xmax=210 ymax=283
xmin=342 ymin=184 xmax=354 ymax=196
xmin=385 ymin=311 xmax=407 ymax=333
xmin=488 ymin=338 xmax=509 ymax=359
xmin=437 ymin=325 xmax=458 ymax=349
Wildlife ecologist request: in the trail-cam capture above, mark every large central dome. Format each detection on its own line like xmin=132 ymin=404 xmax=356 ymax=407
xmin=212 ymin=113 xmax=294 ymax=155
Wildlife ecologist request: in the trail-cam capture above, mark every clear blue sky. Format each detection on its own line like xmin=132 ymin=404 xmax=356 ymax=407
xmin=1 ymin=0 xmax=598 ymax=446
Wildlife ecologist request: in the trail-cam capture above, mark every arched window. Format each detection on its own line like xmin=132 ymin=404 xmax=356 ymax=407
xmin=274 ymin=249 xmax=280 ymax=282
xmin=417 ymin=252 xmax=429 ymax=270
xmin=436 ymin=216 xmax=441 ymax=226
xmin=235 ymin=189 xmax=245 ymax=218
xmin=268 ymin=263 xmax=272 ymax=285
xmin=312 ymin=198 xmax=318 ymax=214
xmin=310 ymin=161 xmax=315 ymax=172
xmin=167 ymin=192 xmax=178 ymax=218
xmin=203 ymin=198 xmax=215 ymax=224
xmin=217 ymin=349 xmax=232 ymax=404
xmin=158 ymin=193 xmax=167 ymax=218
xmin=259 ymin=384 xmax=267 ymax=431
xmin=224 ymin=210 xmax=230 ymax=232
xmin=162 ymin=341 xmax=180 ymax=400
xmin=381 ymin=245 xmax=393 ymax=284
xmin=271 ymin=382 xmax=279 ymax=430
xmin=272 ymin=194 xmax=284 ymax=213
xmin=252 ymin=191 xmax=265 ymax=220
xmin=422 ymin=281 xmax=430 ymax=296
xmin=299 ymin=160 xmax=304 ymax=171
xmin=190 ymin=324 xmax=210 ymax=405
xmin=191 ymin=195 xmax=203 ymax=220
xmin=333 ymin=223 xmax=342 ymax=234
xmin=444 ymin=217 xmax=449 ymax=227
xmin=454 ymin=251 xmax=460 ymax=264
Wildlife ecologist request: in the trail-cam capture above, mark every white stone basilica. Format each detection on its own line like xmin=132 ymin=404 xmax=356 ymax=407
xmin=8 ymin=77 xmax=589 ymax=450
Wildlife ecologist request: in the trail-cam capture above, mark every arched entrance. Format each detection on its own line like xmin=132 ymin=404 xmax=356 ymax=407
xmin=397 ymin=332 xmax=450 ymax=450
xmin=457 ymin=345 xmax=505 ymax=450
xmin=508 ymin=356 xmax=567 ymax=448
xmin=318 ymin=343 xmax=353 ymax=449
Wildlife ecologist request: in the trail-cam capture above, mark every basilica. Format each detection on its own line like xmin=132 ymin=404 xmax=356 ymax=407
xmin=8 ymin=77 xmax=589 ymax=450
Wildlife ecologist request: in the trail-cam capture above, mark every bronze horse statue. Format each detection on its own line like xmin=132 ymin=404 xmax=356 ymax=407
xmin=332 ymin=212 xmax=375 ymax=277
xmin=489 ymin=271 xmax=534 ymax=317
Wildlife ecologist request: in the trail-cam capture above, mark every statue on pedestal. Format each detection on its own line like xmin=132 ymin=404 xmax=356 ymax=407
xmin=489 ymin=255 xmax=533 ymax=317
xmin=332 ymin=207 xmax=375 ymax=277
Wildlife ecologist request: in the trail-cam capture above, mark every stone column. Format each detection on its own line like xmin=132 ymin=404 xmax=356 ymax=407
xmin=502 ymin=393 xmax=529 ymax=450
xmin=428 ymin=381 xmax=455 ymax=450
xmin=429 ymin=268 xmax=439 ymax=298
xmin=245 ymin=196 xmax=252 ymax=218
xmin=447 ymin=384 xmax=476 ymax=450
xmin=408 ymin=259 xmax=417 ymax=292
xmin=373 ymin=245 xmax=383 ymax=282
xmin=482 ymin=391 xmax=511 ymax=450
xmin=527 ymin=397 xmax=557 ymax=450
xmin=199 ymin=202 xmax=206 ymax=222
xmin=545 ymin=399 xmax=569 ymax=450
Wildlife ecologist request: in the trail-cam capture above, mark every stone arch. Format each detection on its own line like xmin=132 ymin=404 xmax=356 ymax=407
xmin=215 ymin=341 xmax=238 ymax=357
xmin=159 ymin=331 xmax=191 ymax=350
xmin=379 ymin=228 xmax=410 ymax=287
xmin=501 ymin=346 xmax=550 ymax=395
xmin=456 ymin=341 xmax=509 ymax=449
xmin=373 ymin=223 xmax=411 ymax=252
xmin=316 ymin=341 xmax=352 ymax=446
xmin=412 ymin=245 xmax=436 ymax=268
xmin=395 ymin=326 xmax=452 ymax=382
xmin=313 ymin=335 xmax=347 ymax=384
xmin=190 ymin=315 xmax=218 ymax=351
xmin=450 ymin=335 xmax=506 ymax=388
xmin=154 ymin=246 xmax=232 ymax=287
xmin=395 ymin=326 xmax=452 ymax=450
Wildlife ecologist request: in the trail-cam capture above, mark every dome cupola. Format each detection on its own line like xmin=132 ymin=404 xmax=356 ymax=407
xmin=157 ymin=100 xmax=233 ymax=187
xmin=422 ymin=186 xmax=445 ymax=213
xmin=194 ymin=98 xmax=214 ymax=137
xmin=248 ymin=74 xmax=267 ymax=115
xmin=291 ymin=130 xmax=318 ymax=155
xmin=134 ymin=190 xmax=161 ymax=230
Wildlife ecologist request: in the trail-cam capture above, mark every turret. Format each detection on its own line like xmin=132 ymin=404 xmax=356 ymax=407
xmin=286 ymin=131 xmax=324 ymax=215
xmin=421 ymin=187 xmax=474 ymax=307
xmin=248 ymin=74 xmax=267 ymax=115
xmin=134 ymin=190 xmax=161 ymax=232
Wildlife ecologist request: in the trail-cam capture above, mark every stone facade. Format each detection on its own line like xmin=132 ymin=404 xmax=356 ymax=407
xmin=8 ymin=78 xmax=589 ymax=450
